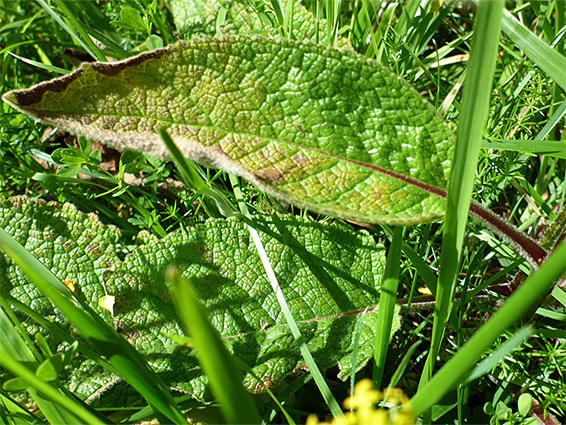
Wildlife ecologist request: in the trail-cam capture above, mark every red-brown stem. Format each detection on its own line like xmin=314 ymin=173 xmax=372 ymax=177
xmin=347 ymin=157 xmax=548 ymax=268
xmin=468 ymin=200 xmax=547 ymax=268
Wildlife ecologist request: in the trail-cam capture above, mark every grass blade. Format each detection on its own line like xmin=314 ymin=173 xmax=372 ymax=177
xmin=52 ymin=0 xmax=107 ymax=62
xmin=373 ymin=225 xmax=403 ymax=389
xmin=535 ymin=98 xmax=566 ymax=141
xmin=482 ymin=139 xmax=566 ymax=159
xmin=8 ymin=52 xmax=68 ymax=75
xmin=167 ymin=267 xmax=261 ymax=425
xmin=350 ymin=308 xmax=368 ymax=399
xmin=465 ymin=325 xmax=534 ymax=382
xmin=501 ymin=9 xmax=566 ymax=91
xmin=388 ymin=341 xmax=422 ymax=388
xmin=34 ymin=0 xmax=105 ymax=62
xmin=419 ymin=0 xmax=505 ymax=405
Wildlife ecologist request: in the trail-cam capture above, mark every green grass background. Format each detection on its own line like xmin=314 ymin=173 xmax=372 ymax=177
xmin=1 ymin=1 xmax=565 ymax=424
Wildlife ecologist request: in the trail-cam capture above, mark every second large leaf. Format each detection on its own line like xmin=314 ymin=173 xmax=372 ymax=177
xmin=0 ymin=197 xmax=388 ymax=402
xmin=3 ymin=36 xmax=454 ymax=224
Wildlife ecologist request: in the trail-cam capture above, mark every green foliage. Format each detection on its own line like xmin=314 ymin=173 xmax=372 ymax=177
xmin=170 ymin=0 xmax=353 ymax=49
xmin=483 ymin=395 xmax=538 ymax=425
xmin=0 ymin=196 xmax=391 ymax=403
xmin=0 ymin=0 xmax=565 ymax=424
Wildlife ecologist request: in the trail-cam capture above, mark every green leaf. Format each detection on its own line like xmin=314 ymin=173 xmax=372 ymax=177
xmin=56 ymin=165 xmax=83 ymax=178
xmin=517 ymin=393 xmax=532 ymax=418
xmin=495 ymin=401 xmax=512 ymax=420
xmin=52 ymin=147 xmax=89 ymax=164
xmin=0 ymin=197 xmax=390 ymax=402
xmin=145 ymin=34 xmax=164 ymax=51
xmin=2 ymin=377 xmax=28 ymax=392
xmin=113 ymin=7 xmax=147 ymax=32
xmin=36 ymin=354 xmax=65 ymax=381
xmin=171 ymin=0 xmax=352 ymax=49
xmin=3 ymin=37 xmax=454 ymax=225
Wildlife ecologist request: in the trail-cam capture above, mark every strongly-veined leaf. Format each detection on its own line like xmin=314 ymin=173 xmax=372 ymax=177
xmin=169 ymin=0 xmax=216 ymax=37
xmin=0 ymin=197 xmax=392 ymax=402
xmin=170 ymin=0 xmax=353 ymax=49
xmin=221 ymin=1 xmax=354 ymax=49
xmin=3 ymin=37 xmax=454 ymax=224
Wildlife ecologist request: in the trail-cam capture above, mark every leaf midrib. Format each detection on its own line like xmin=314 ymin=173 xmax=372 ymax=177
xmin=57 ymin=110 xmax=448 ymax=197
xmin=220 ymin=303 xmax=379 ymax=340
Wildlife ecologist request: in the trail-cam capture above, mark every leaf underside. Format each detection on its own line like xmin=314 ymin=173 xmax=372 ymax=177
xmin=0 ymin=197 xmax=392 ymax=402
xmin=3 ymin=36 xmax=455 ymax=224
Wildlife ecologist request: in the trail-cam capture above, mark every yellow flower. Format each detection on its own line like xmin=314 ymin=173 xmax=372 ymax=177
xmin=306 ymin=379 xmax=415 ymax=425
xmin=306 ymin=414 xmax=321 ymax=425
xmin=344 ymin=379 xmax=383 ymax=411
xmin=383 ymin=387 xmax=411 ymax=407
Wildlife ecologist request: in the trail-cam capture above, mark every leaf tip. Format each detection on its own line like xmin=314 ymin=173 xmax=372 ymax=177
xmin=2 ymin=91 xmax=17 ymax=108
xmin=2 ymin=68 xmax=84 ymax=110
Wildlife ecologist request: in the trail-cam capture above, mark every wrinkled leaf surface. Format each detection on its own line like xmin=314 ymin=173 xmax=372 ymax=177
xmin=0 ymin=197 xmax=391 ymax=402
xmin=3 ymin=37 xmax=455 ymax=224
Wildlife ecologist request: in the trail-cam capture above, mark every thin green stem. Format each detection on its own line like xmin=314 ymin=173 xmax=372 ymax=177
xmin=229 ymin=175 xmax=344 ymax=419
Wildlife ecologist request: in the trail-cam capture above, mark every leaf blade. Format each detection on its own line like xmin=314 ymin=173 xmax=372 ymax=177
xmin=3 ymin=36 xmax=455 ymax=224
xmin=0 ymin=197 xmax=390 ymax=402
